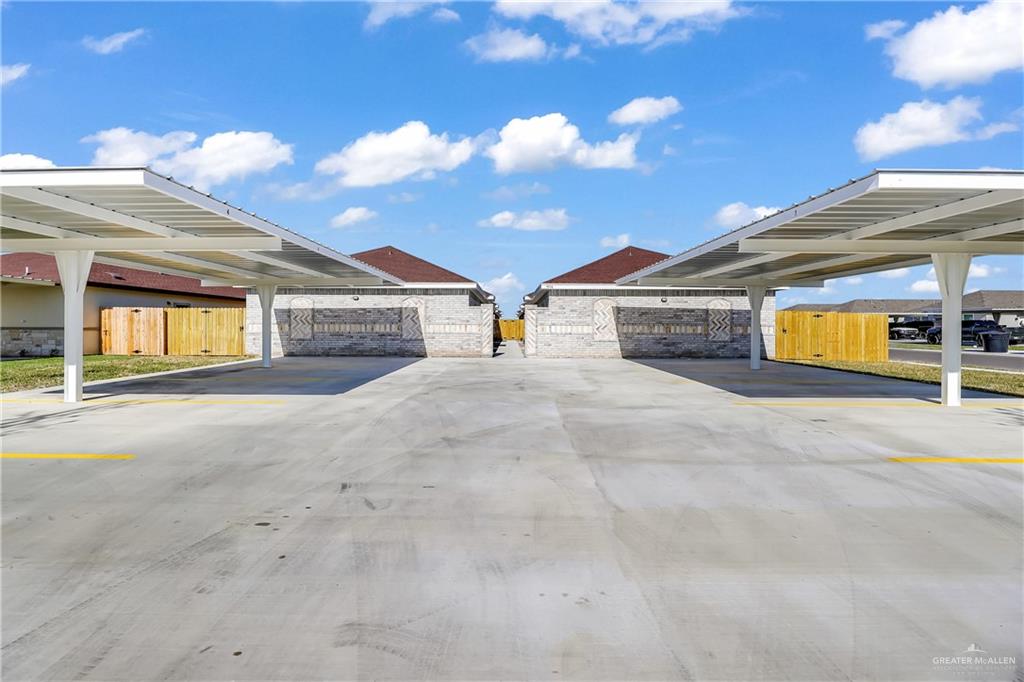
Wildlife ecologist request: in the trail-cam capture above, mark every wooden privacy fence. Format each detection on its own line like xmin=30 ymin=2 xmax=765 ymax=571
xmin=101 ymin=307 xmax=245 ymax=356
xmin=498 ymin=319 xmax=525 ymax=341
xmin=775 ymin=311 xmax=888 ymax=362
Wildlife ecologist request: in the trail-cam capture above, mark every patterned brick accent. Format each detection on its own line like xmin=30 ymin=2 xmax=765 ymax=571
xmin=1 ymin=327 xmax=63 ymax=357
xmin=523 ymin=289 xmax=776 ymax=359
xmin=246 ymin=288 xmax=493 ymax=357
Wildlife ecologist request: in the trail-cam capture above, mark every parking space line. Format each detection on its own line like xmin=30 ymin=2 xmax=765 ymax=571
xmin=2 ymin=453 xmax=135 ymax=460
xmin=732 ymin=400 xmax=1023 ymax=409
xmin=888 ymin=456 xmax=1023 ymax=464
xmin=2 ymin=397 xmax=286 ymax=406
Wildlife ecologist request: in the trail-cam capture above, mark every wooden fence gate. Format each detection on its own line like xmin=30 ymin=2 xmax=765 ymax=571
xmin=100 ymin=307 xmax=165 ymax=355
xmin=166 ymin=308 xmax=245 ymax=356
xmin=775 ymin=311 xmax=888 ymax=362
xmin=498 ymin=319 xmax=525 ymax=341
xmin=101 ymin=307 xmax=245 ymax=356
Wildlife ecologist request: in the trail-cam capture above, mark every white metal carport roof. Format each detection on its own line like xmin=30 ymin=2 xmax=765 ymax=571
xmin=0 ymin=166 xmax=406 ymax=402
xmin=617 ymin=169 xmax=1024 ymax=406
xmin=0 ymin=167 xmax=403 ymax=287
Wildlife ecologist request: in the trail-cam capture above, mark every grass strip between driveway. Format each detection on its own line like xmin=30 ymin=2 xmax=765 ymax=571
xmin=1 ymin=355 xmax=250 ymax=393
xmin=778 ymin=359 xmax=1024 ymax=398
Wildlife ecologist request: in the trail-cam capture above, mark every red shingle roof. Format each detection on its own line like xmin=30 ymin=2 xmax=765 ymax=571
xmin=351 ymin=245 xmax=474 ymax=283
xmin=546 ymin=246 xmax=670 ymax=284
xmin=0 ymin=253 xmax=245 ymax=299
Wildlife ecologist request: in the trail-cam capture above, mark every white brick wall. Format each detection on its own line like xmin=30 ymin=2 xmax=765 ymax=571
xmin=246 ymin=288 xmax=493 ymax=357
xmin=523 ymin=288 xmax=776 ymax=358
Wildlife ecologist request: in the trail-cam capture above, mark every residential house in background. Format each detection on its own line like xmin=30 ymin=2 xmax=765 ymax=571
xmin=1 ymin=253 xmax=245 ymax=357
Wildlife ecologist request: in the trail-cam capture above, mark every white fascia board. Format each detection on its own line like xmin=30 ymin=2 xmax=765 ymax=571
xmin=201 ymin=277 xmax=388 ymax=287
xmin=141 ymin=171 xmax=405 ymax=285
xmin=0 ymin=167 xmax=148 ymax=187
xmin=876 ymin=170 xmax=1024 ymax=191
xmin=2 ymin=237 xmax=282 ymax=252
xmin=540 ymin=282 xmax=752 ymax=291
xmin=615 ymin=172 xmax=883 ymax=284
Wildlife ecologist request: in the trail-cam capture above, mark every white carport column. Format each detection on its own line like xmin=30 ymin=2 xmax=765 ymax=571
xmin=256 ymin=284 xmax=277 ymax=368
xmin=932 ymin=253 xmax=971 ymax=407
xmin=746 ymin=285 xmax=766 ymax=370
xmin=54 ymin=251 xmax=95 ymax=403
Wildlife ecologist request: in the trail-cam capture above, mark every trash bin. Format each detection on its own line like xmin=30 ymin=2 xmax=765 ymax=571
xmin=979 ymin=330 xmax=1010 ymax=353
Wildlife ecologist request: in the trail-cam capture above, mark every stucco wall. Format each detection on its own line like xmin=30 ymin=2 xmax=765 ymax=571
xmin=0 ymin=282 xmax=242 ymax=356
xmin=523 ymin=288 xmax=776 ymax=359
xmin=245 ymin=288 xmax=493 ymax=358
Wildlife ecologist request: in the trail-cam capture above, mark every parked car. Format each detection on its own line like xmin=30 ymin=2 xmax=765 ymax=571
xmin=888 ymin=324 xmax=919 ymax=340
xmin=924 ymin=319 xmax=1003 ymax=346
xmin=1008 ymin=326 xmax=1024 ymax=345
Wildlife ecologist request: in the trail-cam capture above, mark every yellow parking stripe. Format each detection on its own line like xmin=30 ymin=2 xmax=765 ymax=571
xmin=888 ymin=456 xmax=1023 ymax=464
xmin=2 ymin=453 xmax=135 ymax=460
xmin=2 ymin=398 xmax=285 ymax=406
xmin=732 ymin=400 xmax=1023 ymax=409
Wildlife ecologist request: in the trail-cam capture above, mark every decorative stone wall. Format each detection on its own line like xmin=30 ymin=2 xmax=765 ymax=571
xmin=245 ymin=288 xmax=493 ymax=358
xmin=1 ymin=327 xmax=63 ymax=357
xmin=523 ymin=289 xmax=776 ymax=359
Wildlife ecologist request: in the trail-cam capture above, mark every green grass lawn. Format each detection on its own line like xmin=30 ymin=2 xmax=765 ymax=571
xmin=1 ymin=355 xmax=250 ymax=393
xmin=780 ymin=359 xmax=1024 ymax=398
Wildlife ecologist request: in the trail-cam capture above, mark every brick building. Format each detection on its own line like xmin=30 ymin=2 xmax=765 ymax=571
xmin=522 ymin=246 xmax=776 ymax=358
xmin=245 ymin=246 xmax=494 ymax=358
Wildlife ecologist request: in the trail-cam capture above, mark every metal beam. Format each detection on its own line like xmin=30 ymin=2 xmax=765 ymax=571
xmin=1 ymin=237 xmax=282 ymax=252
xmin=92 ymin=255 xmax=227 ymax=280
xmin=228 ymin=250 xmax=335 ymax=278
xmin=761 ymin=219 xmax=1024 ymax=280
xmin=0 ymin=215 xmax=80 ymax=238
xmin=690 ymin=190 xmax=1024 ymax=279
xmin=633 ymin=276 xmax=825 ymax=288
xmin=2 ymin=186 xmax=186 ymax=237
xmin=738 ymin=239 xmax=1024 ymax=255
xmin=200 ymin=276 xmax=388 ymax=287
xmin=143 ymin=252 xmax=266 ymax=279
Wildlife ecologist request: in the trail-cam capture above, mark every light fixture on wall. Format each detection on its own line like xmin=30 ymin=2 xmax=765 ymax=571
xmin=352 ymin=295 xmax=360 ymax=301
xmin=661 ymin=297 xmax=668 ymax=303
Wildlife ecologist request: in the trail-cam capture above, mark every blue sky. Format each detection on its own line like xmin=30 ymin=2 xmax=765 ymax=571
xmin=2 ymin=1 xmax=1022 ymax=315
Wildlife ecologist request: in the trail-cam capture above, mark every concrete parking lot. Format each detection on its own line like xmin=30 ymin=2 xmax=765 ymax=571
xmin=2 ymin=356 xmax=1022 ymax=681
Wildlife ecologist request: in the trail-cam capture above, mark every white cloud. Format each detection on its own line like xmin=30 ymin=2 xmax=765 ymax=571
xmin=713 ymin=201 xmax=780 ymax=229
xmin=969 ymin=262 xmax=1004 ymax=278
xmin=432 ymin=7 xmax=460 ymax=22
xmin=364 ymin=1 xmax=447 ymax=29
xmin=465 ymin=28 xmax=550 ymax=62
xmin=478 ymin=208 xmax=570 ymax=231
xmin=330 ymin=207 xmax=378 ymax=228
xmin=0 ymin=153 xmax=56 ymax=169
xmin=609 ymin=96 xmax=682 ymax=125
xmin=388 ymin=191 xmax=421 ymax=203
xmin=82 ymin=28 xmax=147 ymax=55
xmin=486 ymin=112 xmax=638 ymax=173
xmin=868 ymin=2 xmax=1024 ymax=88
xmin=315 ymin=121 xmax=475 ymax=187
xmin=483 ymin=182 xmax=551 ymax=201
xmin=600 ymin=233 xmax=630 ymax=248
xmin=853 ymin=96 xmax=1016 ymax=161
xmin=818 ymin=280 xmax=838 ymax=295
xmin=843 ymin=276 xmax=864 ymax=285
xmin=662 ymin=144 xmax=678 ymax=156
xmin=1 ymin=63 xmax=30 ymax=87
xmin=493 ymin=0 xmax=740 ymax=48
xmin=910 ymin=279 xmax=940 ymax=293
xmin=877 ymin=267 xmax=910 ymax=279
xmin=483 ymin=271 xmax=526 ymax=295
xmin=864 ymin=19 xmax=906 ymax=41
xmin=82 ymin=127 xmax=293 ymax=191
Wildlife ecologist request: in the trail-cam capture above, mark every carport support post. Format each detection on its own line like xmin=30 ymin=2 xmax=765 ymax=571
xmin=256 ymin=284 xmax=277 ymax=368
xmin=54 ymin=250 xmax=95 ymax=403
xmin=932 ymin=253 xmax=971 ymax=407
xmin=746 ymin=285 xmax=766 ymax=370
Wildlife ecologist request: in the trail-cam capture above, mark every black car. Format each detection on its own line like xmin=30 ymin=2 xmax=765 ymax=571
xmin=924 ymin=319 xmax=1003 ymax=346
xmin=888 ymin=318 xmax=937 ymax=340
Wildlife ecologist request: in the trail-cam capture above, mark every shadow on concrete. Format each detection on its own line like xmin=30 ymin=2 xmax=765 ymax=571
xmin=41 ymin=356 xmax=423 ymax=398
xmin=631 ymin=358 xmax=1011 ymax=400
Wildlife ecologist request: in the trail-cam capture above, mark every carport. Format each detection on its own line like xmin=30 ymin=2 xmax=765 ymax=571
xmin=619 ymin=169 xmax=1024 ymax=406
xmin=0 ymin=167 xmax=403 ymax=402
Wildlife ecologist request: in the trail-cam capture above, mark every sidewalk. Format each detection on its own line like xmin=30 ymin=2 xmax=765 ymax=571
xmin=493 ymin=340 xmax=523 ymax=358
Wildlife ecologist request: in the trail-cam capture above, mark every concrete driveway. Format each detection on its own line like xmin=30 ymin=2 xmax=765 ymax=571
xmin=2 ymin=357 xmax=1022 ymax=681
